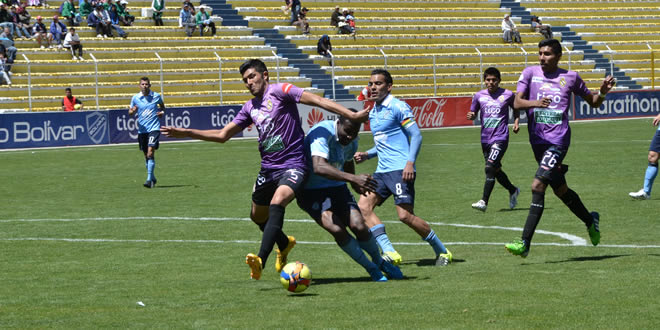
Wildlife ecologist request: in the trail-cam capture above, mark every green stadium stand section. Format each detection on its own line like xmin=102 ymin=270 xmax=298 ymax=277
xmin=2 ymin=0 xmax=656 ymax=112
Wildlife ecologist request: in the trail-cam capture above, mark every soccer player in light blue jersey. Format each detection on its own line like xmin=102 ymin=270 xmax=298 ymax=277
xmin=129 ymin=77 xmax=165 ymax=188
xmin=629 ymin=113 xmax=660 ymax=200
xmin=296 ymin=115 xmax=403 ymax=281
xmin=354 ymin=69 xmax=452 ymax=267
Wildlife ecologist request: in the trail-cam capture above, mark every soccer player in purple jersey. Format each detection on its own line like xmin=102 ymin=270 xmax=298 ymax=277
xmin=467 ymin=67 xmax=520 ymax=212
xmin=505 ymin=39 xmax=616 ymax=257
xmin=161 ymin=59 xmax=369 ymax=279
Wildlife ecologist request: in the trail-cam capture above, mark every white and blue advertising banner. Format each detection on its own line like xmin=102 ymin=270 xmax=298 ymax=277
xmin=575 ymin=90 xmax=660 ymax=120
xmin=0 ymin=106 xmax=242 ymax=149
xmin=108 ymin=105 xmax=242 ymax=143
xmin=0 ymin=111 xmax=110 ymax=149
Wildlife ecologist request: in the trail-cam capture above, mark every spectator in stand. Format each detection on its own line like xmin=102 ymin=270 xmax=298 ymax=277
xmin=356 ymin=85 xmax=371 ymax=101
xmin=0 ymin=51 xmax=11 ymax=86
xmin=151 ymin=0 xmax=164 ymax=26
xmin=79 ymin=0 xmax=93 ymax=18
xmin=337 ymin=8 xmax=352 ymax=35
xmin=49 ymin=15 xmax=67 ymax=47
xmin=502 ymin=14 xmax=521 ymax=44
xmin=0 ymin=26 xmax=17 ymax=65
xmin=292 ymin=6 xmax=309 ymax=35
xmin=286 ymin=0 xmax=299 ymax=26
xmin=60 ymin=0 xmax=80 ymax=26
xmin=0 ymin=4 xmax=15 ymax=36
xmin=63 ymin=26 xmax=83 ymax=60
xmin=9 ymin=6 xmax=27 ymax=39
xmin=330 ymin=5 xmax=340 ymax=27
xmin=15 ymin=4 xmax=31 ymax=39
xmin=108 ymin=4 xmax=128 ymax=37
xmin=531 ymin=16 xmax=552 ymax=40
xmin=62 ymin=87 xmax=83 ymax=110
xmin=317 ymin=34 xmax=332 ymax=65
xmin=32 ymin=15 xmax=53 ymax=48
xmin=345 ymin=9 xmax=356 ymax=35
xmin=89 ymin=4 xmax=112 ymax=37
xmin=281 ymin=0 xmax=290 ymax=15
xmin=196 ymin=5 xmax=215 ymax=37
xmin=116 ymin=0 xmax=134 ymax=25
xmin=182 ymin=0 xmax=194 ymax=11
xmin=178 ymin=3 xmax=195 ymax=37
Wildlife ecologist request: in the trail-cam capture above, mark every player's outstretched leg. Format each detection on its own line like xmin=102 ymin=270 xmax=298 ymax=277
xmin=275 ymin=235 xmax=296 ymax=273
xmin=339 ymin=236 xmax=387 ymax=282
xmin=630 ymin=162 xmax=657 ymax=200
xmin=256 ymin=204 xmax=289 ymax=271
xmin=356 ymin=234 xmax=403 ymax=280
xmin=556 ymin=187 xmax=600 ymax=245
xmin=506 ymin=190 xmax=544 ymax=257
xmin=495 ymin=169 xmax=519 ymax=209
xmin=474 ymin=165 xmax=497 ymax=212
xmin=369 ymin=224 xmax=401 ymax=265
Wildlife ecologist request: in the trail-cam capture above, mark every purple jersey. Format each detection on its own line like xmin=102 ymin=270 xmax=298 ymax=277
xmin=516 ymin=65 xmax=592 ymax=147
xmin=233 ymin=82 xmax=307 ymax=170
xmin=470 ymin=88 xmax=515 ymax=144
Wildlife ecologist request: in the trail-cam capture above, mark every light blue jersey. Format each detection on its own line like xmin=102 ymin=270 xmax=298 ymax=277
xmin=368 ymin=94 xmax=417 ymax=173
xmin=130 ymin=91 xmax=164 ymax=133
xmin=304 ymin=120 xmax=358 ymax=189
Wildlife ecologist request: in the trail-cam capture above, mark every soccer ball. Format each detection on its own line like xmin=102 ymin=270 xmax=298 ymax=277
xmin=74 ymin=104 xmax=82 ymax=110
xmin=279 ymin=261 xmax=311 ymax=293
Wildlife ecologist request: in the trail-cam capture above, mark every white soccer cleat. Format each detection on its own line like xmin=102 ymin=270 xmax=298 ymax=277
xmin=629 ymin=189 xmax=650 ymax=200
xmin=509 ymin=187 xmax=520 ymax=209
xmin=471 ymin=200 xmax=487 ymax=212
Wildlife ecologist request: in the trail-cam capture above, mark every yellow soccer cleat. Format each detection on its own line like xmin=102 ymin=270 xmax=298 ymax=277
xmin=275 ymin=236 xmax=296 ymax=272
xmin=435 ymin=248 xmax=453 ymax=266
xmin=382 ymin=250 xmax=402 ymax=266
xmin=245 ymin=253 xmax=263 ymax=280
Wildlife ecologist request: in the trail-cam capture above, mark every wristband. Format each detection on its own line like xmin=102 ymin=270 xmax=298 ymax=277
xmin=598 ymin=92 xmax=607 ymax=99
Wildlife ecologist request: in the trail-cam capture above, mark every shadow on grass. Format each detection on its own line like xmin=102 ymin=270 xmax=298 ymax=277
xmin=408 ymin=258 xmax=466 ymax=267
xmin=154 ymin=184 xmax=198 ymax=188
xmin=311 ymin=276 xmax=417 ymax=286
xmin=542 ymin=254 xmax=631 ymax=264
xmin=497 ymin=207 xmax=554 ymax=212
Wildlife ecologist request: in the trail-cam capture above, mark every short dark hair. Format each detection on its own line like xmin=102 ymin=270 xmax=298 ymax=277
xmin=483 ymin=67 xmax=501 ymax=80
xmin=239 ymin=59 xmax=268 ymax=76
xmin=140 ymin=77 xmax=150 ymax=83
xmin=371 ymin=68 xmax=393 ymax=85
xmin=539 ymin=38 xmax=562 ymax=57
xmin=65 ymin=87 xmax=72 ymax=92
xmin=339 ymin=108 xmax=361 ymax=130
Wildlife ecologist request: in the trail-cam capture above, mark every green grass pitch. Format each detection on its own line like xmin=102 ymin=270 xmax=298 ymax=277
xmin=1 ymin=117 xmax=659 ymax=328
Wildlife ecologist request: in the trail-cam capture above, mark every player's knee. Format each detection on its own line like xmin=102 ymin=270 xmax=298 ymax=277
xmin=649 ymin=151 xmax=659 ymax=164
xmin=531 ymin=179 xmax=547 ymax=193
xmin=552 ymin=183 xmax=568 ymax=198
xmin=484 ymin=164 xmax=497 ymax=178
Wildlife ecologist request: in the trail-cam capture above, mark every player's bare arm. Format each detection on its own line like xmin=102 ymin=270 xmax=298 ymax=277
xmin=584 ymin=75 xmax=616 ymax=108
xmin=514 ymin=92 xmax=551 ymax=110
xmin=312 ymin=156 xmax=375 ymax=193
xmin=653 ymin=113 xmax=660 ymax=126
xmin=128 ymin=105 xmax=137 ymax=116
xmin=512 ymin=108 xmax=520 ymax=134
xmin=161 ymin=122 xmax=243 ymax=143
xmin=343 ymin=160 xmax=377 ymax=195
xmin=299 ymin=91 xmax=370 ymax=122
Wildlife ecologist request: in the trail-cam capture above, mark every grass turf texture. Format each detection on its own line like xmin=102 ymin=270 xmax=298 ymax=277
xmin=1 ymin=118 xmax=659 ymax=328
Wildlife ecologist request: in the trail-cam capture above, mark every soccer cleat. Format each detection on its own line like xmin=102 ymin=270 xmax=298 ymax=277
xmin=509 ymin=187 xmax=520 ymax=209
xmin=379 ymin=260 xmax=403 ymax=280
xmin=588 ymin=212 xmax=600 ymax=246
xmin=471 ymin=199 xmax=487 ymax=212
xmin=275 ymin=235 xmax=296 ymax=272
xmin=367 ymin=267 xmax=387 ymax=282
xmin=629 ymin=189 xmax=650 ymax=200
xmin=505 ymin=239 xmax=529 ymax=258
xmin=245 ymin=253 xmax=263 ymax=280
xmin=143 ymin=180 xmax=154 ymax=188
xmin=435 ymin=248 xmax=453 ymax=266
xmin=382 ymin=250 xmax=402 ymax=266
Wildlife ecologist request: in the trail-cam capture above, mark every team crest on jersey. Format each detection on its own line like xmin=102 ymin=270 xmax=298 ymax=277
xmin=266 ymin=99 xmax=273 ymax=111
xmin=282 ymin=83 xmax=293 ymax=94
xmin=559 ymin=77 xmax=567 ymax=88
xmin=498 ymin=95 xmax=506 ymax=102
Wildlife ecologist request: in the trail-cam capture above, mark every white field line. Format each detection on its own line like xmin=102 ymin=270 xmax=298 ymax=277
xmin=0 ymin=216 xmax=650 ymax=248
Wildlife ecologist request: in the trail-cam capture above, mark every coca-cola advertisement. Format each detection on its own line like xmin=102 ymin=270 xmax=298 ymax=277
xmin=362 ymin=96 xmax=473 ymax=131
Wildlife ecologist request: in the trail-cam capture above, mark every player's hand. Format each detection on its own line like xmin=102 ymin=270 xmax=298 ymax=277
xmin=354 ymin=151 xmax=369 ymax=164
xmin=653 ymin=114 xmax=660 ymax=126
xmin=352 ymin=174 xmax=377 ymax=194
xmin=535 ymin=96 xmax=552 ymax=108
xmin=402 ymin=162 xmax=415 ymax=182
xmin=513 ymin=122 xmax=520 ymax=134
xmin=466 ymin=111 xmax=476 ymax=120
xmin=600 ymin=75 xmax=616 ymax=95
xmin=352 ymin=108 xmax=371 ymax=123
xmin=128 ymin=106 xmax=137 ymax=116
xmin=156 ymin=111 xmax=164 ymax=118
xmin=160 ymin=126 xmax=188 ymax=138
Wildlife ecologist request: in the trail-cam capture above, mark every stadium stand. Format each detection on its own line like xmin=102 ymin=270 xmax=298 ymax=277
xmin=3 ymin=0 xmax=657 ymax=111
